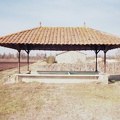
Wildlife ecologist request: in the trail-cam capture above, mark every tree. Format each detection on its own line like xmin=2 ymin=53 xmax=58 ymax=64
xmin=2 ymin=53 xmax=6 ymax=59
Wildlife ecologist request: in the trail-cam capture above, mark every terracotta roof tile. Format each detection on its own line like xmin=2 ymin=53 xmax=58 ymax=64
xmin=0 ymin=26 xmax=120 ymax=46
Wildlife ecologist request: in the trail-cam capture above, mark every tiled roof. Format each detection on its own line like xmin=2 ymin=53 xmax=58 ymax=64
xmin=0 ymin=26 xmax=120 ymax=45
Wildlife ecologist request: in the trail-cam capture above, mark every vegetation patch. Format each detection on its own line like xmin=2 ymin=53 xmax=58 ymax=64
xmin=46 ymin=56 xmax=56 ymax=63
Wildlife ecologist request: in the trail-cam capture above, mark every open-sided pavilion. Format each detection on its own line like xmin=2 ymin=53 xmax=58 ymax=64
xmin=0 ymin=26 xmax=120 ymax=74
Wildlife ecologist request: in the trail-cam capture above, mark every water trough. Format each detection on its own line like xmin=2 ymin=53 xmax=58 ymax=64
xmin=16 ymin=71 xmax=108 ymax=84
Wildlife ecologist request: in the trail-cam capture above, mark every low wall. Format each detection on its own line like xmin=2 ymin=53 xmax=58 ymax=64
xmin=15 ymin=73 xmax=108 ymax=84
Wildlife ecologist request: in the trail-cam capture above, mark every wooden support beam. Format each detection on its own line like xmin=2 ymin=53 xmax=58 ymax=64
xmin=103 ymin=46 xmax=108 ymax=73
xmin=17 ymin=45 xmax=21 ymax=74
xmin=27 ymin=50 xmax=30 ymax=72
xmin=25 ymin=46 xmax=31 ymax=72
xmin=94 ymin=47 xmax=100 ymax=72
xmin=104 ymin=51 xmax=107 ymax=73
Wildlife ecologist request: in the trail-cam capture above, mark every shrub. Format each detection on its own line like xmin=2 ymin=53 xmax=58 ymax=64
xmin=46 ymin=56 xmax=56 ymax=63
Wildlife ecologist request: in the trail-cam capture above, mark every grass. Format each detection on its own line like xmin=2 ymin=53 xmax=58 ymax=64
xmin=0 ymin=83 xmax=45 ymax=120
xmin=0 ymin=82 xmax=120 ymax=120
xmin=65 ymin=83 xmax=120 ymax=103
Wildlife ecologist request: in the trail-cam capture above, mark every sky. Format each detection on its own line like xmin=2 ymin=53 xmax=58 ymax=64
xmin=0 ymin=0 xmax=120 ymax=56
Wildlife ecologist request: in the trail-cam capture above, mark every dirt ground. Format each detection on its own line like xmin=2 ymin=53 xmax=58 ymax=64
xmin=0 ymin=82 xmax=120 ymax=120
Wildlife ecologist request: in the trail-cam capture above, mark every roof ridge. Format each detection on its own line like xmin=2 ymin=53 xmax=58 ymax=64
xmin=1 ymin=26 xmax=120 ymax=38
xmin=0 ymin=26 xmax=88 ymax=38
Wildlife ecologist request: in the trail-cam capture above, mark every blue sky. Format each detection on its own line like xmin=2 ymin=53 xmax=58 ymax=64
xmin=0 ymin=0 xmax=120 ymax=56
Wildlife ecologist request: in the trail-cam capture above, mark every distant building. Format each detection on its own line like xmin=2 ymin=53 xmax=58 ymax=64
xmin=56 ymin=51 xmax=86 ymax=63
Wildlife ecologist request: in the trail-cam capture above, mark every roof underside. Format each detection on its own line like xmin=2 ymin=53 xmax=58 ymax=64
xmin=0 ymin=26 xmax=120 ymax=51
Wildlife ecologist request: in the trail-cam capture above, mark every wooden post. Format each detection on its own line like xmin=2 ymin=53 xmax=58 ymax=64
xmin=95 ymin=50 xmax=98 ymax=72
xmin=103 ymin=45 xmax=108 ymax=74
xmin=25 ymin=46 xmax=30 ymax=72
xmin=18 ymin=49 xmax=21 ymax=74
xmin=104 ymin=51 xmax=107 ymax=73
xmin=94 ymin=47 xmax=100 ymax=72
xmin=27 ymin=50 xmax=30 ymax=71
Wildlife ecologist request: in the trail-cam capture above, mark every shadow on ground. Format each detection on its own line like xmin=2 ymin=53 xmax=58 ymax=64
xmin=108 ymin=75 xmax=120 ymax=83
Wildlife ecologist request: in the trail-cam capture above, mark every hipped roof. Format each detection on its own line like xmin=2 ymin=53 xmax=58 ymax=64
xmin=0 ymin=26 xmax=120 ymax=51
